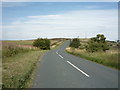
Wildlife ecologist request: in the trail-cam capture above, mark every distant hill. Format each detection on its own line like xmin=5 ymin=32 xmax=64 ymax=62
xmin=50 ymin=38 xmax=70 ymax=40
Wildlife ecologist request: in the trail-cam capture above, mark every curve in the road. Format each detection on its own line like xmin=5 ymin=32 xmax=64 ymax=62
xmin=32 ymin=40 xmax=118 ymax=88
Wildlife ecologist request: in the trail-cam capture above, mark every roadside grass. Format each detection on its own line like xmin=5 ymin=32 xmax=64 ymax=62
xmin=2 ymin=40 xmax=44 ymax=88
xmin=66 ymin=47 xmax=119 ymax=70
xmin=2 ymin=50 xmax=46 ymax=88
xmin=50 ymin=39 xmax=65 ymax=49
xmin=2 ymin=39 xmax=64 ymax=88
xmin=2 ymin=46 xmax=30 ymax=58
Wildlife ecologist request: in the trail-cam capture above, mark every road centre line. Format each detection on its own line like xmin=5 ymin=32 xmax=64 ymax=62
xmin=56 ymin=51 xmax=58 ymax=54
xmin=67 ymin=61 xmax=90 ymax=77
xmin=59 ymin=54 xmax=63 ymax=58
xmin=56 ymin=51 xmax=89 ymax=77
xmin=56 ymin=51 xmax=63 ymax=59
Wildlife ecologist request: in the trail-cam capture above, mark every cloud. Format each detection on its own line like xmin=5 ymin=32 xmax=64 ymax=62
xmin=2 ymin=9 xmax=118 ymax=40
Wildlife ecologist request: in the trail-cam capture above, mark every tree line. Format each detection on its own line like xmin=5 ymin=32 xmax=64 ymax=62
xmin=32 ymin=34 xmax=109 ymax=52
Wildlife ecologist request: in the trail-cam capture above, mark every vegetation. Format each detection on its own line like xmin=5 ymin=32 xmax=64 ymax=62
xmin=66 ymin=34 xmax=119 ymax=70
xmin=70 ymin=38 xmax=80 ymax=48
xmin=3 ymin=40 xmax=34 ymax=45
xmin=2 ymin=40 xmax=41 ymax=88
xmin=86 ymin=34 xmax=109 ymax=52
xmin=66 ymin=47 xmax=119 ymax=70
xmin=50 ymin=39 xmax=64 ymax=49
xmin=2 ymin=41 xmax=37 ymax=58
xmin=2 ymin=46 xmax=30 ymax=58
xmin=2 ymin=39 xmax=64 ymax=88
xmin=33 ymin=38 xmax=51 ymax=50
xmin=2 ymin=50 xmax=46 ymax=88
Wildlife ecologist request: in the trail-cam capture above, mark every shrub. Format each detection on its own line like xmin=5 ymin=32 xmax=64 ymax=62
xmin=33 ymin=38 xmax=51 ymax=50
xmin=69 ymin=38 xmax=80 ymax=48
xmin=86 ymin=34 xmax=109 ymax=52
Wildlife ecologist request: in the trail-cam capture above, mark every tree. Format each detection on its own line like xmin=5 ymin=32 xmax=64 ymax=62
xmin=69 ymin=38 xmax=80 ymax=48
xmin=86 ymin=34 xmax=109 ymax=52
xmin=33 ymin=38 xmax=50 ymax=50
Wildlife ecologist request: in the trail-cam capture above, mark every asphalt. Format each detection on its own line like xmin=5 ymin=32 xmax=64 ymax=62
xmin=32 ymin=41 xmax=119 ymax=88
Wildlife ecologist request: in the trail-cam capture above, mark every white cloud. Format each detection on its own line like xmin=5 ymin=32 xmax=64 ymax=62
xmin=2 ymin=9 xmax=118 ymax=40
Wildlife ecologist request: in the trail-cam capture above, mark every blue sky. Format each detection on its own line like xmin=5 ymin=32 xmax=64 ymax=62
xmin=2 ymin=2 xmax=118 ymax=40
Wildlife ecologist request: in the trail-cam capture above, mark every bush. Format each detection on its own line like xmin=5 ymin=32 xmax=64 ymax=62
xmin=86 ymin=34 xmax=109 ymax=52
xmin=70 ymin=38 xmax=80 ymax=48
xmin=33 ymin=38 xmax=51 ymax=50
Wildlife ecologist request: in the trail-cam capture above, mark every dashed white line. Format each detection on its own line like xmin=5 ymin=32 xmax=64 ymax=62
xmin=58 ymin=54 xmax=63 ymax=58
xmin=56 ymin=51 xmax=90 ymax=77
xmin=56 ymin=51 xmax=63 ymax=59
xmin=56 ymin=51 xmax=58 ymax=54
xmin=67 ymin=61 xmax=90 ymax=77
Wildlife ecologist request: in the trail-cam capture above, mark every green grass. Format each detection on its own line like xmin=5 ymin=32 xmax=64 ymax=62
xmin=2 ymin=50 xmax=46 ymax=88
xmin=66 ymin=47 xmax=119 ymax=70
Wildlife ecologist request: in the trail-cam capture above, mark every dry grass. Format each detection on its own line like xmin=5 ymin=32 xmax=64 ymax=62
xmin=2 ymin=39 xmax=64 ymax=88
xmin=3 ymin=39 xmax=63 ymax=50
xmin=2 ymin=41 xmax=37 ymax=50
xmin=3 ymin=40 xmax=34 ymax=45
xmin=2 ymin=40 xmax=46 ymax=88
xmin=66 ymin=38 xmax=119 ymax=70
xmin=2 ymin=50 xmax=46 ymax=88
xmin=66 ymin=47 xmax=119 ymax=70
xmin=50 ymin=39 xmax=63 ymax=49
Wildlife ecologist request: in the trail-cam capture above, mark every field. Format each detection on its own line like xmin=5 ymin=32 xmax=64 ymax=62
xmin=3 ymin=40 xmax=34 ymax=45
xmin=66 ymin=38 xmax=119 ymax=70
xmin=2 ymin=39 xmax=64 ymax=88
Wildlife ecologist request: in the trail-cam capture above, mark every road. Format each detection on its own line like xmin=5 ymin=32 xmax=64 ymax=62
xmin=32 ymin=41 xmax=118 ymax=88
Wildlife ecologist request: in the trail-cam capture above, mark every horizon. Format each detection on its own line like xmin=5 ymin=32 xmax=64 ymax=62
xmin=1 ymin=37 xmax=117 ymax=42
xmin=2 ymin=2 xmax=118 ymax=41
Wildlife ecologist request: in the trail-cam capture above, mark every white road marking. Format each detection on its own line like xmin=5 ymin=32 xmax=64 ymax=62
xmin=67 ymin=61 xmax=90 ymax=77
xmin=56 ymin=51 xmax=63 ymax=59
xmin=56 ymin=51 xmax=58 ymax=54
xmin=59 ymin=54 xmax=63 ymax=58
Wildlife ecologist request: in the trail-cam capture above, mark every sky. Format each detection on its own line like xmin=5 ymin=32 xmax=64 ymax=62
xmin=2 ymin=2 xmax=118 ymax=40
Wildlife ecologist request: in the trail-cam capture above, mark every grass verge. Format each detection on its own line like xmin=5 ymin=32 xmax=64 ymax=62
xmin=66 ymin=47 xmax=119 ymax=70
xmin=51 ymin=40 xmax=66 ymax=50
xmin=2 ymin=39 xmax=65 ymax=88
xmin=2 ymin=50 xmax=46 ymax=88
